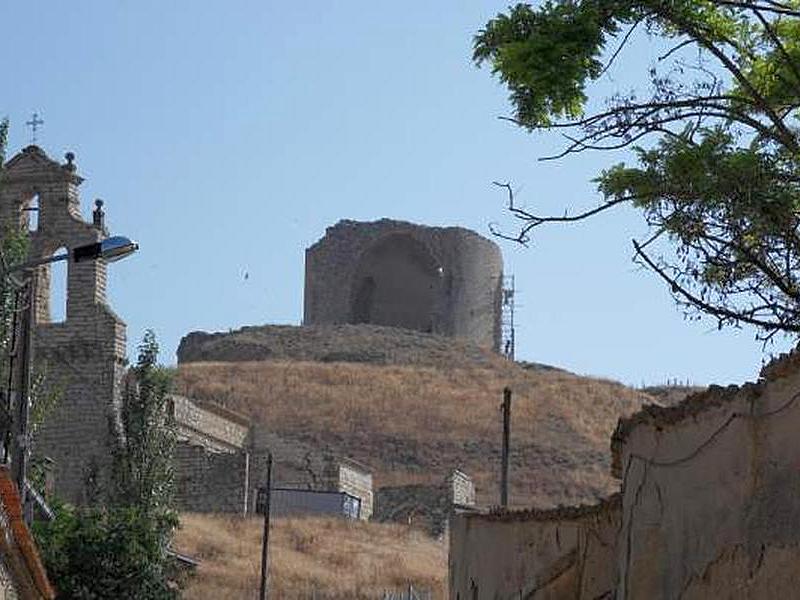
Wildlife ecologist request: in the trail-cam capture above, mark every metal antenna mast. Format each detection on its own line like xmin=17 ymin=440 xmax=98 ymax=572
xmin=501 ymin=275 xmax=516 ymax=360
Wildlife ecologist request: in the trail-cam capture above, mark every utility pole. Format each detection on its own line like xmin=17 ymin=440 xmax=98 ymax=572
xmin=258 ymin=453 xmax=273 ymax=600
xmin=12 ymin=273 xmax=34 ymax=522
xmin=500 ymin=387 xmax=512 ymax=508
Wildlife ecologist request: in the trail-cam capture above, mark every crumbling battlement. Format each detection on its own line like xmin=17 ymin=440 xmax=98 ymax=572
xmin=304 ymin=219 xmax=503 ymax=351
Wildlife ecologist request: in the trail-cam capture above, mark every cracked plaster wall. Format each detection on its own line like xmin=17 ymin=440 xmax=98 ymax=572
xmin=450 ymin=352 xmax=800 ymax=599
xmin=615 ymin=361 xmax=800 ymax=599
xmin=448 ymin=501 xmax=619 ymax=599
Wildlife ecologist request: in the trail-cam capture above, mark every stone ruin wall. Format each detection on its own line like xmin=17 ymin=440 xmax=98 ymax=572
xmin=375 ymin=470 xmax=477 ymax=536
xmin=170 ymin=394 xmax=250 ymax=452
xmin=450 ymin=350 xmax=800 ymax=599
xmin=169 ymin=395 xmax=271 ymax=515
xmin=0 ymin=146 xmax=126 ymax=504
xmin=321 ymin=458 xmax=373 ymax=521
xmin=304 ymin=219 xmax=503 ymax=351
xmin=170 ymin=406 xmax=374 ymax=519
xmin=449 ymin=469 xmax=476 ymax=508
xmin=172 ymin=444 xmax=251 ymax=514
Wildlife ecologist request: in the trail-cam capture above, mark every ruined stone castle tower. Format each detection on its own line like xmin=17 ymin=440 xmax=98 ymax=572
xmin=304 ymin=219 xmax=504 ymax=351
xmin=0 ymin=146 xmax=127 ymax=503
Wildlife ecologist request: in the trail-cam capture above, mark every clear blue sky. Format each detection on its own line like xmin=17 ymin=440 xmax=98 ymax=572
xmin=1 ymin=1 xmax=791 ymax=386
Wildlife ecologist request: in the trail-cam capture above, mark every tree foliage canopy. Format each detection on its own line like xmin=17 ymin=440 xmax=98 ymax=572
xmin=474 ymin=0 xmax=800 ymax=339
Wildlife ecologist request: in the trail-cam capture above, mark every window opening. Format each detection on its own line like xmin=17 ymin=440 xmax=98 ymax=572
xmin=48 ymin=246 xmax=68 ymax=323
xmin=25 ymin=194 xmax=40 ymax=232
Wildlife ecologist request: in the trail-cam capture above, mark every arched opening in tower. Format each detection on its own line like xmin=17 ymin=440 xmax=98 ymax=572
xmin=349 ymin=233 xmax=441 ymax=333
xmin=35 ymin=246 xmax=69 ymax=324
xmin=24 ymin=193 xmax=40 ymax=232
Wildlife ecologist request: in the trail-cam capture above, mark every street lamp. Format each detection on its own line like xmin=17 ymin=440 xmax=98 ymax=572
xmin=3 ymin=235 xmax=139 ymax=278
xmin=2 ymin=236 xmax=138 ymax=520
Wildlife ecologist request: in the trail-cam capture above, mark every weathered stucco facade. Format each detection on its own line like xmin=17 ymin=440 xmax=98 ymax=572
xmin=304 ymin=219 xmax=503 ymax=351
xmin=449 ymin=498 xmax=620 ymax=599
xmin=0 ymin=146 xmax=126 ymax=504
xmin=611 ymin=353 xmax=800 ymax=599
xmin=450 ymin=350 xmax=800 ymax=599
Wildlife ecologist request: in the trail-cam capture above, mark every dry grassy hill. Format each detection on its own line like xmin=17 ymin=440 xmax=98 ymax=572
xmin=175 ymin=325 xmax=653 ymax=509
xmin=176 ymin=514 xmax=445 ymax=599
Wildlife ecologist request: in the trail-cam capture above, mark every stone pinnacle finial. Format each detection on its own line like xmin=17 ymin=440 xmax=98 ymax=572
xmin=64 ymin=152 xmax=76 ymax=172
xmin=93 ymin=198 xmax=105 ymax=230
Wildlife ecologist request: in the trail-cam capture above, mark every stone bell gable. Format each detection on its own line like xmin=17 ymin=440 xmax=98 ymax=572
xmin=0 ymin=145 xmax=127 ymax=504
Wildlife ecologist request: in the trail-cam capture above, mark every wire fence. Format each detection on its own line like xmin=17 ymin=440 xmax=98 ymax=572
xmin=381 ymin=584 xmax=432 ymax=600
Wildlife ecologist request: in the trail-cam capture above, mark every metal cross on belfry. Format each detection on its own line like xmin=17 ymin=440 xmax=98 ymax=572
xmin=25 ymin=113 xmax=44 ymax=144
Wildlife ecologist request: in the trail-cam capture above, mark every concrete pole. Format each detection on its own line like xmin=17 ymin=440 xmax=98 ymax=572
xmin=500 ymin=387 xmax=512 ymax=508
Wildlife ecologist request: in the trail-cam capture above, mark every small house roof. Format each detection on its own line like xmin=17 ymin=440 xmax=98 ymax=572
xmin=0 ymin=466 xmax=56 ymax=599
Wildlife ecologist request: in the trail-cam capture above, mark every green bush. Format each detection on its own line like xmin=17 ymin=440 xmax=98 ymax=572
xmin=33 ymin=503 xmax=179 ymax=600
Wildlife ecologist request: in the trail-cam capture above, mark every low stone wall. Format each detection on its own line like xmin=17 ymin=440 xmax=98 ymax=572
xmin=449 ymin=498 xmax=620 ymax=599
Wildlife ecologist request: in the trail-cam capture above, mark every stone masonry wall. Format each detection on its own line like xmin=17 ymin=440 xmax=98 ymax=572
xmin=322 ymin=458 xmax=373 ymax=520
xmin=304 ymin=219 xmax=503 ymax=351
xmin=173 ymin=443 xmax=250 ymax=514
xmin=169 ymin=394 xmax=249 ymax=453
xmin=448 ymin=470 xmax=475 ymax=508
xmin=376 ymin=470 xmax=477 ymax=536
xmin=0 ymin=146 xmax=126 ymax=504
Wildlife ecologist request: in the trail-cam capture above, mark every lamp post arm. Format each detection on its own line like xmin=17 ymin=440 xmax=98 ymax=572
xmin=0 ymin=235 xmax=138 ymax=282
xmin=0 ymin=252 xmax=69 ymax=278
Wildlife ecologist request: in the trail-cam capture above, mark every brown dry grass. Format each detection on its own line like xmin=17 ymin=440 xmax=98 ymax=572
xmin=175 ymin=513 xmax=446 ymax=599
xmin=176 ymin=360 xmax=651 ymax=507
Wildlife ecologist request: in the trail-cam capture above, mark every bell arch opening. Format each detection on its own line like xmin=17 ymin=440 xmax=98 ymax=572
xmin=34 ymin=245 xmax=69 ymax=324
xmin=349 ymin=233 xmax=441 ymax=333
xmin=23 ymin=193 xmax=40 ymax=232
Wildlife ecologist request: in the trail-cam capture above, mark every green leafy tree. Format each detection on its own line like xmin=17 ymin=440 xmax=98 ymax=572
xmin=112 ymin=329 xmax=177 ymax=514
xmin=34 ymin=331 xmax=179 ymax=600
xmin=474 ymin=1 xmax=800 ymax=340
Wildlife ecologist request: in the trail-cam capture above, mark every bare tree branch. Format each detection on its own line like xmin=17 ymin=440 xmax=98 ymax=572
xmin=632 ymin=239 xmax=800 ymax=333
